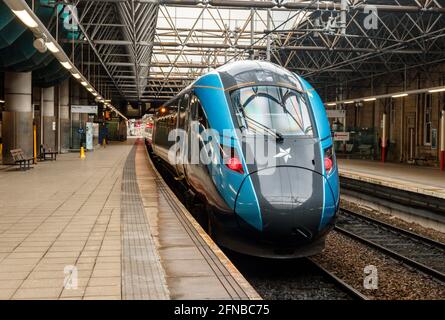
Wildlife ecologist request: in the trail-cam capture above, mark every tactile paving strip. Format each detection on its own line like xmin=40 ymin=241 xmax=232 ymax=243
xmin=121 ymin=146 xmax=169 ymax=300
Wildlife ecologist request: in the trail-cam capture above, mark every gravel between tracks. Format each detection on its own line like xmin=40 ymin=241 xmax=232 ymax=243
xmin=341 ymin=199 xmax=445 ymax=244
xmin=312 ymin=232 xmax=445 ymax=300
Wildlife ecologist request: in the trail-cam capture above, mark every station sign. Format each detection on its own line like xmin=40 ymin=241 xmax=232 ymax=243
xmin=72 ymin=105 xmax=98 ymax=114
xmin=333 ymin=132 xmax=350 ymax=142
xmin=326 ymin=110 xmax=346 ymax=118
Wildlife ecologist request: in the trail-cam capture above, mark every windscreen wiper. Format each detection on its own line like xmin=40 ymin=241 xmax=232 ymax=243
xmin=242 ymin=112 xmax=284 ymax=143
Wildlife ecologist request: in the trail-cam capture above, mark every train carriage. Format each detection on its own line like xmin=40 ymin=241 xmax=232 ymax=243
xmin=150 ymin=60 xmax=339 ymax=258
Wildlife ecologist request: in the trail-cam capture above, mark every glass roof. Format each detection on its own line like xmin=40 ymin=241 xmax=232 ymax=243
xmin=148 ymin=3 xmax=310 ymax=99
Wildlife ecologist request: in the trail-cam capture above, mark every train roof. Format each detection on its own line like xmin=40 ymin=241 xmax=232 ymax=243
xmin=161 ymin=60 xmax=304 ymax=107
xmin=215 ymin=60 xmax=304 ymax=92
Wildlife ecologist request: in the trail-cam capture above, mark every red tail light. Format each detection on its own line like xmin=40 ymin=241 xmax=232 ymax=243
xmin=226 ymin=157 xmax=244 ymax=174
xmin=324 ymin=157 xmax=333 ymax=172
xmin=220 ymin=144 xmax=244 ymax=174
xmin=324 ymin=146 xmax=334 ymax=174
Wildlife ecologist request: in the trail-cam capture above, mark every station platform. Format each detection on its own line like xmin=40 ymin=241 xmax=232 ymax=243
xmin=0 ymin=139 xmax=259 ymax=300
xmin=338 ymin=159 xmax=445 ymax=200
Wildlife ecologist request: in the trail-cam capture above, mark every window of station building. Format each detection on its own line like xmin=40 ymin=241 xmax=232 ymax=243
xmin=424 ymin=94 xmax=433 ymax=146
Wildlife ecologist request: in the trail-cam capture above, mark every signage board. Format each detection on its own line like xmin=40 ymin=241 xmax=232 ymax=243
xmin=333 ymin=132 xmax=350 ymax=142
xmin=326 ymin=110 xmax=346 ymax=118
xmin=72 ymin=105 xmax=98 ymax=114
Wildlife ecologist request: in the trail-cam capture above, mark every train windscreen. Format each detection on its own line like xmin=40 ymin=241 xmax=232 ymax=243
xmin=230 ymin=86 xmax=315 ymax=137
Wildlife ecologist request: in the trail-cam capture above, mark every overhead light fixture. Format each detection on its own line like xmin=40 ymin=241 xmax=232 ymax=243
xmin=11 ymin=9 xmax=38 ymax=28
xmin=72 ymin=73 xmax=81 ymax=79
xmin=428 ymin=87 xmax=445 ymax=93
xmin=364 ymin=98 xmax=377 ymax=102
xmin=326 ymin=103 xmax=336 ymax=106
xmin=344 ymin=101 xmax=355 ymax=104
xmin=92 ymin=92 xmax=98 ymax=96
xmin=0 ymin=100 xmax=5 ymax=104
xmin=81 ymin=81 xmax=88 ymax=86
xmin=60 ymin=61 xmax=73 ymax=70
xmin=87 ymin=87 xmax=93 ymax=92
xmin=45 ymin=41 xmax=59 ymax=53
xmin=392 ymin=93 xmax=408 ymax=98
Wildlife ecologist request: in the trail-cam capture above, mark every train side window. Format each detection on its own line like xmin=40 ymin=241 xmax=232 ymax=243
xmin=178 ymin=94 xmax=189 ymax=130
xmin=191 ymin=95 xmax=208 ymax=129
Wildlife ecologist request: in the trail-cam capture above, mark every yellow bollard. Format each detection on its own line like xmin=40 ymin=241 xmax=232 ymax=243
xmin=102 ymin=138 xmax=107 ymax=148
xmin=80 ymin=146 xmax=86 ymax=159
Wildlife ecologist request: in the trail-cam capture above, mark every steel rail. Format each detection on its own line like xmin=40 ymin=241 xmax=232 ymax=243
xmin=336 ymin=210 xmax=445 ymax=282
xmin=306 ymin=258 xmax=369 ymax=300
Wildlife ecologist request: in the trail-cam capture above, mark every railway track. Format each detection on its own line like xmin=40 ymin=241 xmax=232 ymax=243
xmin=306 ymin=258 xmax=368 ymax=300
xmin=336 ymin=209 xmax=445 ymax=282
xmin=227 ymin=252 xmax=368 ymax=300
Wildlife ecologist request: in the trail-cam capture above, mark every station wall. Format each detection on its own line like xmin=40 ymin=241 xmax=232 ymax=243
xmin=328 ymin=63 xmax=445 ymax=166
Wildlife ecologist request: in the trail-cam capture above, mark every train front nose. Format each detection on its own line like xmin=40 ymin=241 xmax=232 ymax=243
xmin=235 ymin=167 xmax=325 ymax=243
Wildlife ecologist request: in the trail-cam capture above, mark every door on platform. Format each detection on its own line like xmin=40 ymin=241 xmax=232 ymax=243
xmin=405 ymin=113 xmax=416 ymax=163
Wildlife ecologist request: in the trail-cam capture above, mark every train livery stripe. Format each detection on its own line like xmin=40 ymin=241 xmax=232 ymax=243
xmin=195 ymin=72 xmax=263 ymax=231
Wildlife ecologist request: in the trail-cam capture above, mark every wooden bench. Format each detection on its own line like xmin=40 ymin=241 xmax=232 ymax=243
xmin=10 ymin=149 xmax=33 ymax=171
xmin=39 ymin=145 xmax=57 ymax=161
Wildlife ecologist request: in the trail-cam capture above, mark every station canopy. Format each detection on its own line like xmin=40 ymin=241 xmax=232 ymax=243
xmin=69 ymin=0 xmax=445 ymax=107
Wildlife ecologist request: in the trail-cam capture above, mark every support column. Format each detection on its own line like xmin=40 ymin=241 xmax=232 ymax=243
xmin=79 ymin=89 xmax=89 ymax=148
xmin=71 ymin=82 xmax=81 ymax=149
xmin=2 ymin=72 xmax=33 ymax=164
xmin=42 ymin=87 xmax=56 ymax=151
xmin=381 ymin=112 xmax=387 ymax=163
xmin=440 ymin=110 xmax=445 ymax=171
xmin=59 ymin=80 xmax=70 ymax=153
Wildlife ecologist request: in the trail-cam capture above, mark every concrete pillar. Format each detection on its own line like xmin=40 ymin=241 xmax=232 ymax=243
xmin=42 ymin=87 xmax=56 ymax=151
xmin=440 ymin=110 xmax=445 ymax=171
xmin=79 ymin=89 xmax=89 ymax=148
xmin=2 ymin=72 xmax=33 ymax=164
xmin=59 ymin=80 xmax=70 ymax=153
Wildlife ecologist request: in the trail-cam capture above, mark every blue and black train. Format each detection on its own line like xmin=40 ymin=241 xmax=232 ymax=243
xmin=149 ymin=61 xmax=339 ymax=258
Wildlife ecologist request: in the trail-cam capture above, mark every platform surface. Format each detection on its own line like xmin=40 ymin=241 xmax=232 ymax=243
xmin=338 ymin=159 xmax=445 ymax=200
xmin=0 ymin=139 xmax=259 ymax=300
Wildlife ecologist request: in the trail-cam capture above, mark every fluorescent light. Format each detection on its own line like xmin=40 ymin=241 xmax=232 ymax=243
xmin=87 ymin=87 xmax=93 ymax=92
xmin=60 ymin=61 xmax=72 ymax=70
xmin=364 ymin=98 xmax=376 ymax=102
xmin=45 ymin=41 xmax=59 ymax=53
xmin=344 ymin=101 xmax=355 ymax=104
xmin=72 ymin=73 xmax=81 ymax=79
xmin=326 ymin=103 xmax=336 ymax=106
xmin=81 ymin=81 xmax=88 ymax=86
xmin=92 ymin=92 xmax=98 ymax=96
xmin=0 ymin=100 xmax=5 ymax=104
xmin=392 ymin=93 xmax=408 ymax=98
xmin=12 ymin=9 xmax=38 ymax=28
xmin=428 ymin=87 xmax=445 ymax=93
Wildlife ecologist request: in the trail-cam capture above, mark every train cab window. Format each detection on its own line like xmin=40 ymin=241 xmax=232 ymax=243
xmin=231 ymin=86 xmax=314 ymax=137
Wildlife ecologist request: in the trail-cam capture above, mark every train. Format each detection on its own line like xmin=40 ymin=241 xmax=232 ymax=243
xmin=147 ymin=60 xmax=339 ymax=258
